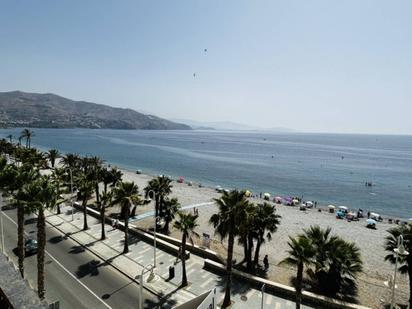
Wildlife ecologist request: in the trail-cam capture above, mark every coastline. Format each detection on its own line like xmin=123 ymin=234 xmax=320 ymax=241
xmin=108 ymin=164 xmax=409 ymax=308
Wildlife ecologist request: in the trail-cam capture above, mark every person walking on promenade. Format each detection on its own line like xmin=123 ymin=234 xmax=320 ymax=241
xmin=263 ymin=255 xmax=269 ymax=271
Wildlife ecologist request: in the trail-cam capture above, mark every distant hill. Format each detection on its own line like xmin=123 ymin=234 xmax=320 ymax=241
xmin=0 ymin=91 xmax=191 ymax=130
xmin=172 ymin=119 xmax=295 ymax=132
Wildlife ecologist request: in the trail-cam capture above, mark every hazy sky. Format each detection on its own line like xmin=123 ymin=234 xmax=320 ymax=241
xmin=1 ymin=1 xmax=411 ymax=134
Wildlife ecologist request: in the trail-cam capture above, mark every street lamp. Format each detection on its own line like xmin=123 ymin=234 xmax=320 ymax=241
xmin=0 ymin=196 xmax=4 ymax=255
xmin=146 ymin=190 xmax=163 ymax=269
xmin=66 ymin=168 xmax=76 ymax=221
xmin=138 ymin=264 xmax=155 ymax=309
xmin=390 ymin=235 xmax=409 ymax=309
xmin=261 ymin=283 xmax=266 ymax=309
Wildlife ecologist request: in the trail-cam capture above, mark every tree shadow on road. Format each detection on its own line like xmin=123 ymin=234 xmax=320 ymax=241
xmin=69 ymin=245 xmax=85 ymax=254
xmin=75 ymin=259 xmax=101 ymax=278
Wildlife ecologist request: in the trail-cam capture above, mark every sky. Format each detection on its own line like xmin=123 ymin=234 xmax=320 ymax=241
xmin=0 ymin=1 xmax=411 ymax=134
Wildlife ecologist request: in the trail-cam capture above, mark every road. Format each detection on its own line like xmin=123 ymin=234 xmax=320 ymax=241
xmin=0 ymin=204 xmax=161 ymax=309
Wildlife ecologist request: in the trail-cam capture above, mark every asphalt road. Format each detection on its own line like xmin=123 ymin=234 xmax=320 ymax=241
xmin=0 ymin=204 xmax=161 ymax=309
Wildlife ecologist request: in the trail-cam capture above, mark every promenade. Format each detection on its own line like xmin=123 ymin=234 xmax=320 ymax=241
xmin=46 ymin=204 xmax=310 ymax=308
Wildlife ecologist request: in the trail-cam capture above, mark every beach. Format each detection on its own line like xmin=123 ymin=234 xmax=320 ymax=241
xmin=111 ymin=167 xmax=409 ymax=308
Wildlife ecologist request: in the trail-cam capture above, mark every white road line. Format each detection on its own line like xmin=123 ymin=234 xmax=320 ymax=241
xmin=3 ymin=212 xmax=112 ymax=309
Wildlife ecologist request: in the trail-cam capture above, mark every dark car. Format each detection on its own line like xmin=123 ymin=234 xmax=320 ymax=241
xmin=25 ymin=238 xmax=38 ymax=255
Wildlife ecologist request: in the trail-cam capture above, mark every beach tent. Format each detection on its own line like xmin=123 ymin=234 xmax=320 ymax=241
xmin=338 ymin=206 xmax=348 ymax=213
xmin=274 ymin=196 xmax=283 ymax=203
xmin=305 ymin=201 xmax=314 ymax=207
xmin=366 ymin=218 xmax=377 ymax=228
xmin=292 ymin=199 xmax=299 ymax=205
xmin=177 ymin=177 xmax=184 ymax=183
xmin=263 ymin=193 xmax=271 ymax=200
xmin=328 ymin=205 xmax=336 ymax=213
xmin=283 ymin=197 xmax=293 ymax=206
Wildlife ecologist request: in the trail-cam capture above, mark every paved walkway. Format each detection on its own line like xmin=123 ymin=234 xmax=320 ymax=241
xmin=46 ymin=205 xmax=312 ymax=309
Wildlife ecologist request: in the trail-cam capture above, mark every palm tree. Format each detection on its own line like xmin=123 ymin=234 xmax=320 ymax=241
xmin=62 ymin=153 xmax=81 ymax=170
xmin=99 ymin=191 xmax=113 ymax=240
xmin=385 ymin=224 xmax=412 ymax=308
xmin=112 ymin=181 xmax=143 ymax=253
xmin=144 ymin=176 xmax=172 ymax=219
xmin=173 ymin=212 xmax=198 ymax=287
xmin=51 ymin=168 xmax=66 ymax=214
xmin=76 ymin=172 xmax=94 ymax=230
xmin=304 ymin=226 xmax=362 ymax=298
xmin=88 ymin=156 xmax=103 ymax=204
xmin=20 ymin=176 xmax=59 ymax=299
xmin=253 ymin=203 xmax=281 ymax=265
xmin=47 ymin=149 xmax=60 ymax=168
xmin=162 ymin=197 xmax=180 ymax=235
xmin=20 ymin=128 xmax=34 ymax=148
xmin=281 ymin=235 xmax=315 ymax=309
xmin=209 ymin=190 xmax=250 ymax=308
xmin=0 ymin=163 xmax=39 ymax=277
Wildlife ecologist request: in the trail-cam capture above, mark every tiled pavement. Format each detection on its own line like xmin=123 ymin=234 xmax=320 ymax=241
xmin=46 ymin=205 xmax=312 ymax=309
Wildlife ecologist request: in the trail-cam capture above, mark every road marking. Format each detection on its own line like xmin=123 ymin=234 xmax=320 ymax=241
xmin=3 ymin=212 xmax=113 ymax=309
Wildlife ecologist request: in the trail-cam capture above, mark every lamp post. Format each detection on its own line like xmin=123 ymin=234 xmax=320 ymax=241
xmin=138 ymin=264 xmax=154 ymax=309
xmin=261 ymin=283 xmax=265 ymax=309
xmin=147 ymin=190 xmax=161 ymax=269
xmin=390 ymin=235 xmax=409 ymax=309
xmin=66 ymin=168 xmax=75 ymax=221
xmin=0 ymin=195 xmax=4 ymax=255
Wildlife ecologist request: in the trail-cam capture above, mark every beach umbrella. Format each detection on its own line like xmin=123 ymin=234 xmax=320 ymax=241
xmin=367 ymin=219 xmax=377 ymax=225
xmin=245 ymin=190 xmax=252 ymax=197
xmin=328 ymin=205 xmax=336 ymax=209
xmin=306 ymin=201 xmax=313 ymax=206
xmin=338 ymin=206 xmax=348 ymax=211
xmin=263 ymin=193 xmax=271 ymax=198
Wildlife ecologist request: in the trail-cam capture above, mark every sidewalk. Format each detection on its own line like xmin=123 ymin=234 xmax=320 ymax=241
xmin=46 ymin=205 xmax=309 ymax=309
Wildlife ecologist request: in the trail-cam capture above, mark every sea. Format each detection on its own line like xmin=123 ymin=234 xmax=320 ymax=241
xmin=1 ymin=128 xmax=411 ymax=219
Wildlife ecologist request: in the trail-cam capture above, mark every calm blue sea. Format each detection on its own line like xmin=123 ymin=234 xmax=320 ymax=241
xmin=1 ymin=128 xmax=411 ymax=218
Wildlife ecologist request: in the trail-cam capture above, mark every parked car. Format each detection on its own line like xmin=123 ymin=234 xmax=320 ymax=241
xmin=25 ymin=238 xmax=38 ymax=255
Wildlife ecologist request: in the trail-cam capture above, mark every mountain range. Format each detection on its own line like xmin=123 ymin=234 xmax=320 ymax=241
xmin=0 ymin=91 xmax=191 ymax=130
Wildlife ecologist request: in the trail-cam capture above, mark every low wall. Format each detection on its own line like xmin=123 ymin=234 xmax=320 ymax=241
xmin=74 ymin=203 xmax=189 ymax=259
xmin=204 ymin=259 xmax=371 ymax=309
xmin=140 ymin=228 xmax=224 ymax=264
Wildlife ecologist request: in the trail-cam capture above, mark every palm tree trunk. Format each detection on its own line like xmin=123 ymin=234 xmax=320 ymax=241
xmin=82 ymin=198 xmax=88 ymax=230
xmin=222 ymin=229 xmax=234 ymax=308
xmin=17 ymin=203 xmax=25 ymax=278
xmin=95 ymin=183 xmax=100 ymax=203
xmin=296 ymin=262 xmax=303 ymax=309
xmin=254 ymin=239 xmax=262 ymax=265
xmin=104 ymin=183 xmax=107 ymax=195
xmin=123 ymin=207 xmax=129 ymax=253
xmin=164 ymin=219 xmax=170 ymax=235
xmin=100 ymin=205 xmax=106 ymax=240
xmin=37 ymin=207 xmax=46 ymax=300
xmin=246 ymin=232 xmax=253 ymax=270
xmin=181 ymin=233 xmax=187 ymax=287
xmin=408 ymin=258 xmax=412 ymax=309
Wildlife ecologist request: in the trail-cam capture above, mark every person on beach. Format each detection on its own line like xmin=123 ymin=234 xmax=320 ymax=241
xmin=263 ymin=255 xmax=269 ymax=271
xmin=367 ymin=211 xmax=370 ymax=219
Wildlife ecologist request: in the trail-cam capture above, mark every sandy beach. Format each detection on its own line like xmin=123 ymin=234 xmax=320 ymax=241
xmin=106 ymin=167 xmax=409 ymax=308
